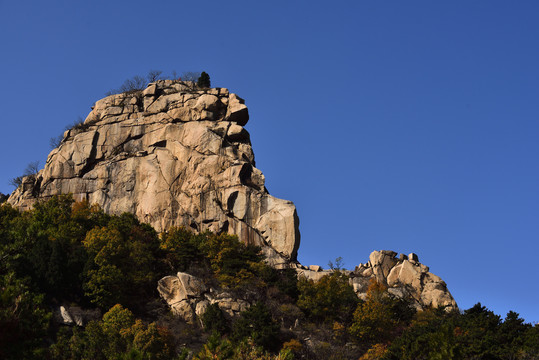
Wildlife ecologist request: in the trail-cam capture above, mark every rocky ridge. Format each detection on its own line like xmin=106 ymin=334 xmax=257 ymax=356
xmin=299 ymin=250 xmax=456 ymax=311
xmin=157 ymin=250 xmax=456 ymax=325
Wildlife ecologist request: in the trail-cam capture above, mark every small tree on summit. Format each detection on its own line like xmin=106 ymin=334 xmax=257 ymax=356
xmin=9 ymin=161 xmax=40 ymax=188
xmin=197 ymin=71 xmax=211 ymax=88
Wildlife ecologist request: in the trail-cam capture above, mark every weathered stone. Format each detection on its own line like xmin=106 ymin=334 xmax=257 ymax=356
xmin=347 ymin=250 xmax=457 ymax=311
xmin=350 ymin=276 xmax=371 ymax=297
xmin=227 ymin=124 xmax=249 ymax=142
xmin=55 ymin=305 xmax=100 ymax=327
xmin=195 ymin=300 xmax=210 ymax=317
xmin=157 ymin=272 xmax=206 ymax=308
xmin=421 ymin=282 xmax=456 ymax=309
xmin=215 ymin=298 xmax=250 ymax=317
xmin=408 ymin=253 xmax=419 ymax=262
xmin=157 ymin=275 xmax=185 ymax=304
xmin=172 ymin=300 xmax=196 ymax=323
xmin=177 ymin=272 xmax=206 ymax=297
xmin=194 ymin=94 xmax=219 ymax=111
xmin=369 ymin=250 xmax=398 ymax=283
xmin=309 ymin=265 xmax=322 ymax=272
xmin=297 ymin=268 xmax=342 ymax=283
xmin=59 ymin=306 xmax=75 ymax=325
xmin=225 ymin=93 xmax=249 ymax=126
xmin=386 ymin=263 xmax=402 ymax=287
xmin=157 ymin=271 xmax=255 ymax=322
xmin=8 ymin=80 xmax=300 ymax=266
xmin=143 ymin=84 xmax=157 ymax=96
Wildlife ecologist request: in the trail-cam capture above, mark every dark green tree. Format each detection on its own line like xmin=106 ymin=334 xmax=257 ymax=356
xmin=197 ymin=71 xmax=211 ymax=88
xmin=160 ymin=226 xmax=206 ymax=273
xmin=232 ymin=302 xmax=281 ymax=352
xmin=82 ymin=217 xmax=162 ymax=310
xmin=201 ymin=303 xmax=229 ymax=334
xmin=0 ymin=273 xmax=51 ymax=359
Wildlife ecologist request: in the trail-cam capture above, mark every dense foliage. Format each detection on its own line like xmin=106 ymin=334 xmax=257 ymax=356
xmin=0 ymin=195 xmax=537 ymax=359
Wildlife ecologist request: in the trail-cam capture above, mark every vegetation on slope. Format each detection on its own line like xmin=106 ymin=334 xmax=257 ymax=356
xmin=0 ymin=195 xmax=537 ymax=359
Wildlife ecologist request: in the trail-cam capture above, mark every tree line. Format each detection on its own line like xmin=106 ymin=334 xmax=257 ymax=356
xmin=0 ymin=195 xmax=537 ymax=359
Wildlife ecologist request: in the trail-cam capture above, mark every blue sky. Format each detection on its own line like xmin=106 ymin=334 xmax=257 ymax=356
xmin=1 ymin=1 xmax=538 ymax=322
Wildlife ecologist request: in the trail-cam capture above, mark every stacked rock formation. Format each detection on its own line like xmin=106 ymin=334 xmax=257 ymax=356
xmin=8 ymin=80 xmax=300 ymax=266
xmin=157 ymin=272 xmax=250 ymax=324
xmin=298 ymin=250 xmax=457 ymax=311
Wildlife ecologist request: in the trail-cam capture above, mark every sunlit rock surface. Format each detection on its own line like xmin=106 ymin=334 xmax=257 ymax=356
xmin=8 ymin=80 xmax=300 ymax=266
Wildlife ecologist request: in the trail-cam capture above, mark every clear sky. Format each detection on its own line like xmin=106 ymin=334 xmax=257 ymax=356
xmin=1 ymin=1 xmax=538 ymax=323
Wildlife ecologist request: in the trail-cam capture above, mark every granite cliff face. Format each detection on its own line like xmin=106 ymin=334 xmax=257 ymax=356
xmin=8 ymin=80 xmax=300 ymax=266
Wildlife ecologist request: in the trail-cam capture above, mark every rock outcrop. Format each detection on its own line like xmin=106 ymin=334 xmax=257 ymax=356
xmin=298 ymin=250 xmax=457 ymax=311
xmin=53 ymin=305 xmax=101 ymax=327
xmin=161 ymin=250 xmax=457 ymax=323
xmin=8 ymin=80 xmax=300 ymax=266
xmin=157 ymin=272 xmax=250 ymax=324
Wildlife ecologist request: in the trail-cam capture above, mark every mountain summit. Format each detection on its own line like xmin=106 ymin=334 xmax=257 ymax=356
xmin=8 ymin=80 xmax=300 ymax=266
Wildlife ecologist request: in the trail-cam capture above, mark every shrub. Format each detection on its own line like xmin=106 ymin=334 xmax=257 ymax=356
xmin=106 ymin=75 xmax=147 ymax=96
xmin=232 ymin=302 xmax=281 ymax=352
xmin=146 ymin=69 xmax=163 ymax=82
xmin=297 ymin=270 xmax=359 ymax=324
xmin=9 ymin=161 xmax=40 ymax=188
xmin=194 ymin=332 xmax=234 ymax=360
xmin=105 ymin=70 xmax=167 ymax=96
xmin=180 ymin=71 xmax=201 ymax=82
xmin=49 ymin=134 xmax=63 ymax=149
xmin=201 ymin=303 xmax=229 ymax=335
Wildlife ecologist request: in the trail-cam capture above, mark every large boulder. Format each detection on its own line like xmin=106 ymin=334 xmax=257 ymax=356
xmin=8 ymin=80 xmax=300 ymax=266
xmin=157 ymin=272 xmax=250 ymax=323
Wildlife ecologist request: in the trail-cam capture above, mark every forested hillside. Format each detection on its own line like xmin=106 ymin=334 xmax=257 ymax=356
xmin=0 ymin=196 xmax=537 ymax=359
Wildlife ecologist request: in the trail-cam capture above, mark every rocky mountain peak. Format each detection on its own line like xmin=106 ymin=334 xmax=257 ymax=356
xmin=8 ymin=80 xmax=456 ymax=311
xmin=8 ymin=80 xmax=300 ymax=266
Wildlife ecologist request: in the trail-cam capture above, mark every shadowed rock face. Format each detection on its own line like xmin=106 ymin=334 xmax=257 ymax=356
xmin=8 ymin=80 xmax=300 ymax=266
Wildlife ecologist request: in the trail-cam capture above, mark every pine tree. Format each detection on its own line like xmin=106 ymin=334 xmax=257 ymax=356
xmin=197 ymin=71 xmax=211 ymax=88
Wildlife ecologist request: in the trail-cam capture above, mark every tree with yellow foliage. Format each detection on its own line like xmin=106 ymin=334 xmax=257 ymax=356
xmin=350 ymin=279 xmax=415 ymax=349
